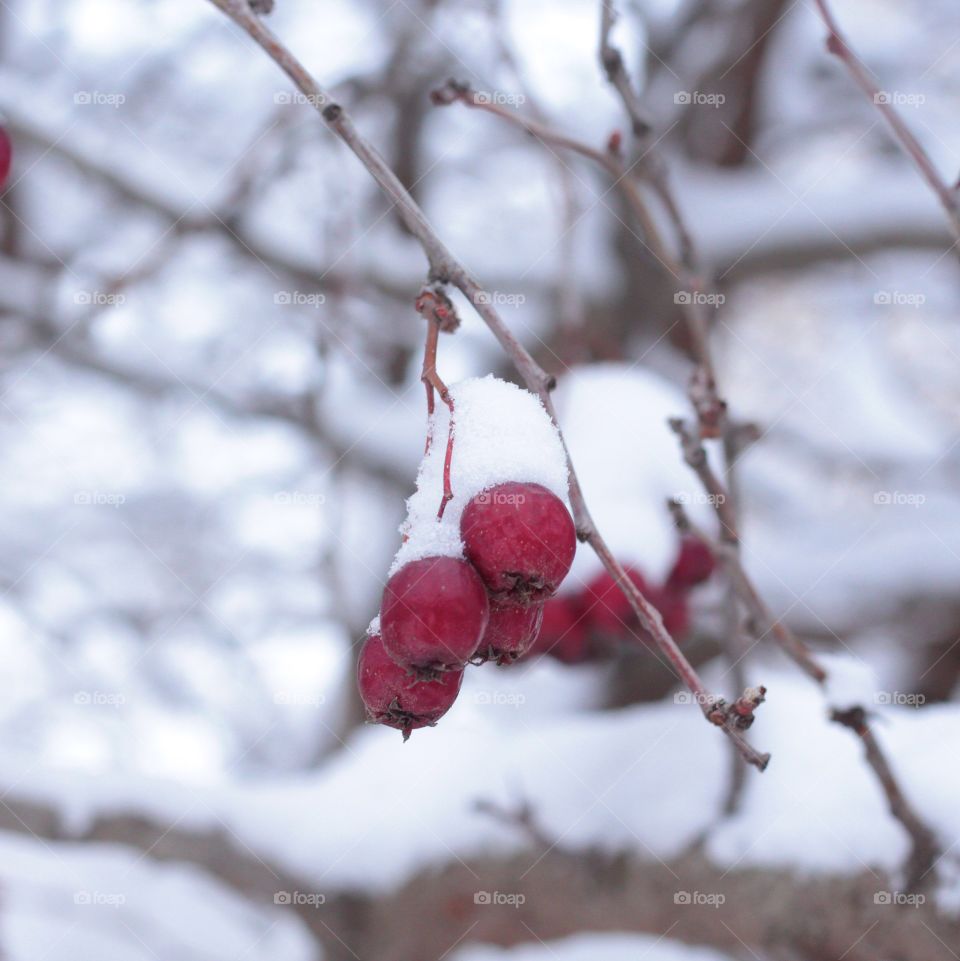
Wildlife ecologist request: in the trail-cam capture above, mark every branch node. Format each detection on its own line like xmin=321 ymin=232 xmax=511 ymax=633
xmin=415 ymin=285 xmax=460 ymax=333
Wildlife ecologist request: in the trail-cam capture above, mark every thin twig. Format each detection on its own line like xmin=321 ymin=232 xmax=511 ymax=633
xmin=812 ymin=0 xmax=960 ymax=251
xmin=669 ymin=496 xmax=938 ymax=889
xmin=590 ymin=2 xmax=939 ymax=884
xmin=832 ymin=707 xmax=940 ymax=891
xmin=432 ymin=78 xmax=727 ymax=439
xmin=207 ymin=0 xmax=770 ymax=771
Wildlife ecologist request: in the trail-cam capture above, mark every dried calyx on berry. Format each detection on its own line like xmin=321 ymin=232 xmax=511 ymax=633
xmin=358 ymin=634 xmax=463 ymax=740
xmin=473 ymin=603 xmax=543 ymax=665
xmin=461 ymin=482 xmax=575 ymax=608
xmin=361 ymin=376 xmax=573 ymax=733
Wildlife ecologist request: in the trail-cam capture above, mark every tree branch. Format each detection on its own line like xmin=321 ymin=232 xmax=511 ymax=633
xmin=205 ymin=0 xmax=770 ymax=770
xmin=812 ymin=0 xmax=960 ymax=252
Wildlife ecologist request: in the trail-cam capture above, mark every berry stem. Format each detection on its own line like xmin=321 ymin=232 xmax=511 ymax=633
xmin=417 ymin=290 xmax=456 ymax=517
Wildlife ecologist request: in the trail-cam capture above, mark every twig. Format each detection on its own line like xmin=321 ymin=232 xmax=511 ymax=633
xmin=812 ymin=0 xmax=960 ymax=251
xmin=206 ymin=0 xmax=770 ymax=771
xmin=831 ymin=707 xmax=940 ymax=891
xmin=598 ymin=0 xmax=651 ymax=139
xmin=432 ymin=78 xmax=727 ymax=439
xmin=598 ymin=1 xmax=756 ymax=808
xmin=669 ymin=497 xmax=938 ymax=889
xmin=473 ymin=797 xmax=554 ymax=849
xmin=589 ymin=4 xmax=940 ymax=882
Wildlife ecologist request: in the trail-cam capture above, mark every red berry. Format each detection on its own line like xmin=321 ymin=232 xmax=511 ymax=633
xmin=582 ymin=566 xmax=648 ymax=637
xmin=358 ymin=634 xmax=462 ymax=739
xmin=666 ymin=537 xmax=716 ymax=591
xmin=474 ymin=603 xmax=543 ymax=665
xmin=460 ymin=483 xmax=576 ymax=607
xmin=0 ymin=128 xmax=11 ymax=190
xmin=381 ymin=556 xmax=489 ymax=674
xmin=529 ymin=594 xmax=592 ymax=663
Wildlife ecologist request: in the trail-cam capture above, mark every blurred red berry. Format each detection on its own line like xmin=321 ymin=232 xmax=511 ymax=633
xmin=358 ymin=634 xmax=462 ymax=739
xmin=666 ymin=537 xmax=716 ymax=591
xmin=530 ymin=594 xmax=594 ymax=663
xmin=474 ymin=602 xmax=543 ymax=665
xmin=621 ymin=584 xmax=690 ymax=647
xmin=582 ymin=566 xmax=648 ymax=637
xmin=461 ymin=482 xmax=575 ymax=607
xmin=380 ymin=556 xmax=489 ymax=674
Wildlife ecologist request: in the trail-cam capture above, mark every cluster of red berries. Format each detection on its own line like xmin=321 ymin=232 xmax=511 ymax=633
xmin=0 ymin=127 xmax=11 ymax=191
xmin=358 ymin=481 xmax=576 ymax=738
xmin=529 ymin=537 xmax=716 ymax=663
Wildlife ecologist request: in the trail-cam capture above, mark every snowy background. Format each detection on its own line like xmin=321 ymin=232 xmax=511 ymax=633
xmin=1 ymin=0 xmax=959 ymax=958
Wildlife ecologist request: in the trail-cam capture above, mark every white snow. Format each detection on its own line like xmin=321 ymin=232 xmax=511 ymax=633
xmin=0 ymin=831 xmax=316 ymax=961
xmin=390 ymin=376 xmax=570 ymax=574
xmin=820 ymin=653 xmax=879 ymax=711
xmin=451 ymin=932 xmax=737 ymax=961
xmin=554 ymin=364 xmax=716 ymax=588
xmin=4 ymin=666 xmax=959 ymax=903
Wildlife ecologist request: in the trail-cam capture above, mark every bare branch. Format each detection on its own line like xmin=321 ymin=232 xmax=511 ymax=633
xmin=831 ymin=707 xmax=940 ymax=891
xmin=669 ymin=498 xmax=939 ymax=889
xmin=812 ymin=0 xmax=960 ymax=252
xmin=206 ymin=0 xmax=770 ymax=770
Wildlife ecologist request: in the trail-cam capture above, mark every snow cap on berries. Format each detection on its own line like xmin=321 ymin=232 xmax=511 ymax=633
xmin=390 ymin=376 xmax=569 ymax=575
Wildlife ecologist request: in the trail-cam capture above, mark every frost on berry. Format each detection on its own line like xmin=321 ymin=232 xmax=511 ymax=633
xmin=357 ymin=634 xmax=462 ymax=740
xmin=473 ymin=602 xmax=543 ymax=665
xmin=380 ymin=555 xmax=489 ymax=674
xmin=460 ymin=482 xmax=575 ymax=607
